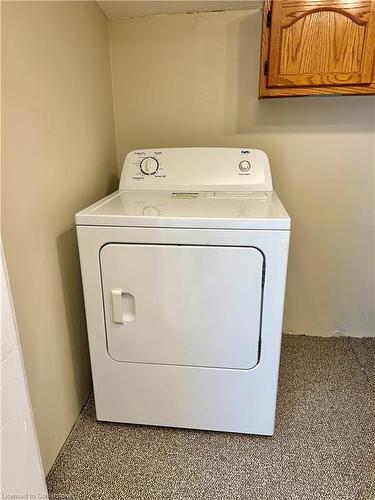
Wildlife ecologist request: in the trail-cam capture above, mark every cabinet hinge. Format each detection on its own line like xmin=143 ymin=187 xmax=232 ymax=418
xmin=266 ymin=10 xmax=272 ymax=27
xmin=264 ymin=60 xmax=269 ymax=76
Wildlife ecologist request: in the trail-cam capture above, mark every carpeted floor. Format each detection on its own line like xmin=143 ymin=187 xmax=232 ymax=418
xmin=47 ymin=335 xmax=375 ymax=500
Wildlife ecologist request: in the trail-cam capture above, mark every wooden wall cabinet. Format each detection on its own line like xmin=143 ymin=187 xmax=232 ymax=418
xmin=259 ymin=0 xmax=375 ymax=97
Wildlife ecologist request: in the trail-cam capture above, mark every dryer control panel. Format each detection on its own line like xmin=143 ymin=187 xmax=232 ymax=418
xmin=120 ymin=148 xmax=273 ymax=192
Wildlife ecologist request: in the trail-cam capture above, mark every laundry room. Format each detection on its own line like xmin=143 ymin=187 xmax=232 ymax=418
xmin=1 ymin=1 xmax=374 ymax=499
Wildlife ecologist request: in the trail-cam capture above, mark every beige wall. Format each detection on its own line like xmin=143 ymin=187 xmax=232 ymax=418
xmin=110 ymin=9 xmax=375 ymax=337
xmin=1 ymin=1 xmax=117 ymax=472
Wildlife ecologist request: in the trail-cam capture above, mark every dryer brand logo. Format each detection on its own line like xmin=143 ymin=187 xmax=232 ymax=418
xmin=241 ymin=150 xmax=250 ymax=154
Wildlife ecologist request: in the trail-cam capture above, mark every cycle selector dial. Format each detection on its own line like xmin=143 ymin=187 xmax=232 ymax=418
xmin=239 ymin=160 xmax=251 ymax=172
xmin=140 ymin=156 xmax=159 ymax=175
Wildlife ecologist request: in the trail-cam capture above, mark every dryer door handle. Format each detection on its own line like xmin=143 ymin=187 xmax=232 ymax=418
xmin=111 ymin=289 xmax=136 ymax=324
xmin=111 ymin=288 xmax=123 ymax=323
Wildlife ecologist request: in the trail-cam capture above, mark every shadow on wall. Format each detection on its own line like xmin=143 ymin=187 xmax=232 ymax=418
xmin=55 ymin=173 xmax=119 ymax=405
xmin=77 ymin=173 xmax=120 ymax=213
xmin=107 ymin=173 xmax=120 ymax=194
xmin=56 ymin=227 xmax=92 ymax=406
xmin=228 ymin=10 xmax=375 ymax=133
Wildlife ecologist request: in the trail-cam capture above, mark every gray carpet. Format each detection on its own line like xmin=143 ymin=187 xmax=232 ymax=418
xmin=47 ymin=335 xmax=375 ymax=500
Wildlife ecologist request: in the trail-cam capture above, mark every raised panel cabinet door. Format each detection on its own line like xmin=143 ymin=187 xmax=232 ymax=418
xmin=267 ymin=0 xmax=375 ymax=87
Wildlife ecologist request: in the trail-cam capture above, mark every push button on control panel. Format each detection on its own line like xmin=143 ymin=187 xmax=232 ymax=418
xmin=239 ymin=160 xmax=251 ymax=172
xmin=140 ymin=156 xmax=159 ymax=175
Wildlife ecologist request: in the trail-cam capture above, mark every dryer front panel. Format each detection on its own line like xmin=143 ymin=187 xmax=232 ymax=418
xmin=100 ymin=244 xmax=264 ymax=369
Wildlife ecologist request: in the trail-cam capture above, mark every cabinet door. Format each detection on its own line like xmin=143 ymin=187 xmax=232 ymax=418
xmin=100 ymin=244 xmax=264 ymax=370
xmin=267 ymin=0 xmax=375 ymax=88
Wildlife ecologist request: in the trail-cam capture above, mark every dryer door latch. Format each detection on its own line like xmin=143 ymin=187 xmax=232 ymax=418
xmin=111 ymin=289 xmax=136 ymax=324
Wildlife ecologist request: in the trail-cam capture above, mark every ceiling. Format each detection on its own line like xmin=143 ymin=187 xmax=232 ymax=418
xmin=97 ymin=1 xmax=262 ymax=19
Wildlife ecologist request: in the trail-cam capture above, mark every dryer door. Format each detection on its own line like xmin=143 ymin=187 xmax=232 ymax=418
xmin=100 ymin=244 xmax=264 ymax=369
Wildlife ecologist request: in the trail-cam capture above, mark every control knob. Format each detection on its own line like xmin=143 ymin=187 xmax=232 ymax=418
xmin=140 ymin=156 xmax=159 ymax=175
xmin=239 ymin=160 xmax=251 ymax=172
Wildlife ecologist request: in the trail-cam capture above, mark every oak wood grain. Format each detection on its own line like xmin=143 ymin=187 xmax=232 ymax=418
xmin=280 ymin=0 xmax=371 ymax=27
xmin=268 ymin=0 xmax=375 ymax=87
xmin=259 ymin=0 xmax=375 ymax=97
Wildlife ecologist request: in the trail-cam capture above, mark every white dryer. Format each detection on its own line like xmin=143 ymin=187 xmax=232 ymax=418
xmin=76 ymin=148 xmax=290 ymax=435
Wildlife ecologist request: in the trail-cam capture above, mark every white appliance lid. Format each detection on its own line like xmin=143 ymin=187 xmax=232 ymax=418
xmin=75 ymin=190 xmax=291 ymax=230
